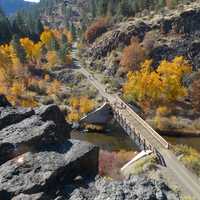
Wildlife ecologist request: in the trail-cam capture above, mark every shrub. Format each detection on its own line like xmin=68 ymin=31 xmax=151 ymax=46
xmin=127 ymin=155 xmax=157 ymax=175
xmin=99 ymin=150 xmax=135 ymax=179
xmin=190 ymin=79 xmax=200 ymax=112
xmin=120 ymin=40 xmax=145 ymax=71
xmin=47 ymin=80 xmax=62 ymax=96
xmin=142 ymin=31 xmax=156 ymax=56
xmin=174 ymin=145 xmax=200 ymax=177
xmin=85 ymin=17 xmax=109 ymax=44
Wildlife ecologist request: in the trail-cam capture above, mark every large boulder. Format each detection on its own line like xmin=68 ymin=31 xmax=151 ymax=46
xmin=0 ymin=140 xmax=99 ymax=200
xmin=35 ymin=104 xmax=70 ymax=139
xmin=68 ymin=176 xmax=180 ymax=200
xmin=0 ymin=116 xmax=58 ymax=165
xmin=11 ymin=193 xmax=45 ymax=200
xmin=0 ymin=95 xmax=12 ymax=107
xmin=93 ymin=176 xmax=179 ymax=200
xmin=0 ymin=107 xmax=35 ymax=130
xmin=80 ymin=103 xmax=113 ymax=125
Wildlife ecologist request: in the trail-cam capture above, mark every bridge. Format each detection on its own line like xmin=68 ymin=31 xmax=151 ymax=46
xmin=72 ymin=44 xmax=200 ymax=199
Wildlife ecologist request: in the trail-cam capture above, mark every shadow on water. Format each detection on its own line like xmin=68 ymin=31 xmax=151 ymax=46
xmin=71 ymin=120 xmax=200 ymax=153
xmin=70 ymin=120 xmax=139 ymax=152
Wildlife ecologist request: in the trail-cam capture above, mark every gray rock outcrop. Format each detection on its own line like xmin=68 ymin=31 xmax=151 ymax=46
xmin=89 ymin=21 xmax=150 ymax=59
xmin=87 ymin=2 xmax=200 ymax=70
xmin=0 ymin=95 xmax=99 ymax=200
xmin=0 ymin=107 xmax=34 ymax=130
xmin=0 ymin=140 xmax=99 ymax=200
xmin=68 ymin=176 xmax=180 ymax=200
xmin=80 ymin=103 xmax=113 ymax=125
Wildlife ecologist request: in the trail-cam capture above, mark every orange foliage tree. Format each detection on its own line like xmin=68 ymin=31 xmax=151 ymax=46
xmin=85 ymin=17 xmax=108 ymax=44
xmin=190 ymin=78 xmax=200 ymax=112
xmin=120 ymin=40 xmax=145 ymax=71
xmin=46 ymin=51 xmax=59 ymax=68
xmin=47 ymin=80 xmax=62 ymax=96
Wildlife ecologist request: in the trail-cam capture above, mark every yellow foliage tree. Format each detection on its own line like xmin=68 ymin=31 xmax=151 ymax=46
xmin=79 ymin=96 xmax=95 ymax=114
xmin=47 ymin=80 xmax=62 ymax=95
xmin=20 ymin=38 xmax=34 ymax=59
xmin=123 ymin=56 xmax=192 ymax=107
xmin=69 ymin=97 xmax=80 ymax=109
xmin=46 ymin=51 xmax=59 ymax=68
xmin=40 ymin=30 xmax=53 ymax=48
xmin=68 ymin=110 xmax=81 ymax=123
xmin=67 ymin=96 xmax=95 ymax=122
xmin=20 ymin=38 xmax=42 ymax=63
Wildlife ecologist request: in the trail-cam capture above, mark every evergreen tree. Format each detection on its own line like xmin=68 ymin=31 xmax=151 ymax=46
xmin=0 ymin=7 xmax=12 ymax=44
xmin=11 ymin=34 xmax=27 ymax=64
xmin=59 ymin=43 xmax=68 ymax=64
xmin=50 ymin=36 xmax=60 ymax=51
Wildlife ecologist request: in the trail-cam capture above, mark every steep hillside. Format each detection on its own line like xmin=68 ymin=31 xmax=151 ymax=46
xmin=80 ymin=1 xmax=200 ymax=136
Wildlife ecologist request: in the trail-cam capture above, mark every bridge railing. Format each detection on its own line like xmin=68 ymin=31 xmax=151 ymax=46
xmin=115 ymin=96 xmax=170 ymax=149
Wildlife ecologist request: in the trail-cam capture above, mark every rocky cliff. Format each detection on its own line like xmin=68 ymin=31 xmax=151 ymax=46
xmin=87 ymin=1 xmax=200 ymax=70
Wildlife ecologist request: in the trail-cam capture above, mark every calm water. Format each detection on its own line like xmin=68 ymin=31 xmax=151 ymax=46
xmin=71 ymin=121 xmax=200 ymax=153
xmin=71 ymin=121 xmax=139 ymax=152
xmin=165 ymin=136 xmax=200 ymax=152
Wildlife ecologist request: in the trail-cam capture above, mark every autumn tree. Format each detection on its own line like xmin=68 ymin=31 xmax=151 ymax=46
xmin=85 ymin=17 xmax=108 ymax=44
xmin=20 ymin=38 xmax=42 ymax=64
xmin=40 ymin=29 xmax=53 ymax=48
xmin=46 ymin=51 xmax=59 ymax=68
xmin=190 ymin=78 xmax=200 ymax=112
xmin=47 ymin=80 xmax=62 ymax=96
xmin=68 ymin=111 xmax=80 ymax=123
xmin=63 ymin=28 xmax=73 ymax=45
xmin=79 ymin=96 xmax=95 ymax=114
xmin=120 ymin=40 xmax=145 ymax=71
xmin=68 ymin=96 xmax=95 ymax=122
xmin=123 ymin=56 xmax=192 ymax=109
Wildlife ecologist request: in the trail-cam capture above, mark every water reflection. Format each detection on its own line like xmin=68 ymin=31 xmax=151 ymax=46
xmin=70 ymin=121 xmax=139 ymax=152
xmin=165 ymin=136 xmax=200 ymax=152
xmin=70 ymin=121 xmax=200 ymax=153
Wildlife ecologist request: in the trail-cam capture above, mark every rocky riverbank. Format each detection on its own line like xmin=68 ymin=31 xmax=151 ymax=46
xmin=0 ymin=95 xmax=181 ymax=200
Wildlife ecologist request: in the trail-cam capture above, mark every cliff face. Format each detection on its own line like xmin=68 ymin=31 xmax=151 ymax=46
xmin=87 ymin=2 xmax=200 ymax=70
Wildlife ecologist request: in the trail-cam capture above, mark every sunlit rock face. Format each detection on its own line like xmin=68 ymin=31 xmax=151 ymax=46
xmin=0 ymin=140 xmax=99 ymax=199
xmin=0 ymin=96 xmax=71 ymax=165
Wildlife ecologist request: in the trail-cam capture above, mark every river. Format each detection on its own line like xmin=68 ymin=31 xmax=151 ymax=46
xmin=165 ymin=136 xmax=200 ymax=152
xmin=71 ymin=121 xmax=200 ymax=152
xmin=71 ymin=121 xmax=139 ymax=152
